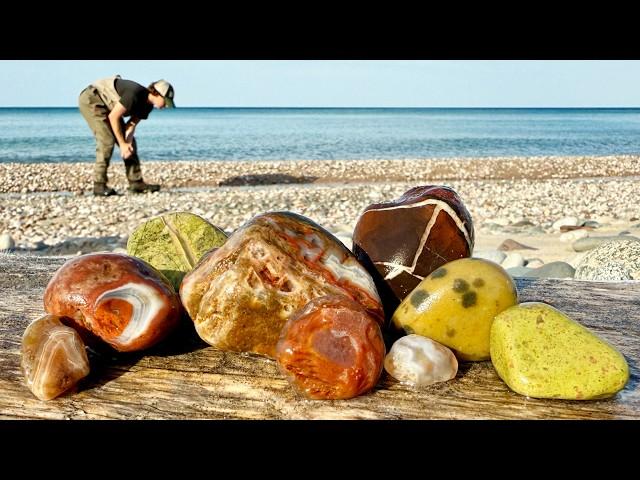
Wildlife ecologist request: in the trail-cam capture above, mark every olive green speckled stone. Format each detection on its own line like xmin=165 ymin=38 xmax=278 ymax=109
xmin=127 ymin=212 xmax=227 ymax=291
xmin=490 ymin=302 xmax=629 ymax=400
xmin=391 ymin=258 xmax=518 ymax=361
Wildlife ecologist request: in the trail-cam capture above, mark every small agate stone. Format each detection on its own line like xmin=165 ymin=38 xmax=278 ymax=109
xmin=276 ymin=295 xmax=386 ymax=400
xmin=127 ymin=211 xmax=228 ymax=291
xmin=392 ymin=258 xmax=517 ymax=361
xmin=490 ymin=302 xmax=629 ymax=400
xmin=384 ymin=334 xmax=458 ymax=387
xmin=44 ymin=253 xmax=181 ymax=352
xmin=21 ymin=314 xmax=90 ymax=401
xmin=353 ymin=185 xmax=474 ymax=318
xmin=180 ymin=212 xmax=383 ymax=357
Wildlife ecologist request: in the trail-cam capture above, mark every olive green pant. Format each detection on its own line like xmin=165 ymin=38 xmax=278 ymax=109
xmin=78 ymin=86 xmax=143 ymax=184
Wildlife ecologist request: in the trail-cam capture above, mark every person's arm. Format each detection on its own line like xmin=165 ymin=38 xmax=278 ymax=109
xmin=108 ymin=102 xmax=134 ymax=159
xmin=124 ymin=116 xmax=140 ymax=143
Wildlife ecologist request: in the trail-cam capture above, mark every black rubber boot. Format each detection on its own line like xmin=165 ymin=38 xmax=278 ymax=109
xmin=128 ymin=181 xmax=161 ymax=194
xmin=93 ymin=182 xmax=119 ymax=196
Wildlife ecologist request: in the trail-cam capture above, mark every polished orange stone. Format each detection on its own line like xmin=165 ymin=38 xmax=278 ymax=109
xmin=276 ymin=295 xmax=386 ymax=400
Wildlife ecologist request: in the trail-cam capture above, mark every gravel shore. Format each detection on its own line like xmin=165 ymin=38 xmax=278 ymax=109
xmin=1 ymin=155 xmax=639 ymax=193
xmin=1 ymin=156 xmax=639 ymax=256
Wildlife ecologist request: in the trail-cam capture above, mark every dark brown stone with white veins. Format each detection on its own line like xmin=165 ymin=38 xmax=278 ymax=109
xmin=353 ymin=186 xmax=474 ymax=317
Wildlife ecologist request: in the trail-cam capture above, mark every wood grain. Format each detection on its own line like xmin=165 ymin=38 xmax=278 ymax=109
xmin=1 ymin=254 xmax=638 ymax=419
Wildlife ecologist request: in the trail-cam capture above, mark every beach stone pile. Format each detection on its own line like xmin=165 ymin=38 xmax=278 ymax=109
xmin=19 ymin=184 xmax=632 ymax=403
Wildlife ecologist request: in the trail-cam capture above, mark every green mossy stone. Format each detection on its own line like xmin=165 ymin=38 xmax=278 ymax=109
xmin=490 ymin=302 xmax=629 ymax=400
xmin=127 ymin=212 xmax=227 ymax=291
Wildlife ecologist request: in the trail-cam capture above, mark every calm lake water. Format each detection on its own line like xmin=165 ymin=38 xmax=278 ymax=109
xmin=2 ymin=107 xmax=640 ymax=163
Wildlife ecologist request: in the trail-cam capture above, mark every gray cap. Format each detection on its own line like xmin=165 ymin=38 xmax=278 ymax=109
xmin=153 ymin=79 xmax=175 ymax=108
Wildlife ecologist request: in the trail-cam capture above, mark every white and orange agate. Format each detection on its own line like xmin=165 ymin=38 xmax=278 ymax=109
xmin=180 ymin=211 xmax=384 ymax=357
xmin=21 ymin=314 xmax=90 ymax=401
xmin=43 ymin=253 xmax=181 ymax=352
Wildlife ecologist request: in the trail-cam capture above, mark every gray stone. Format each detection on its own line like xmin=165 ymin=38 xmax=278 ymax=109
xmin=473 ymin=249 xmax=507 ymax=265
xmin=572 ymin=235 xmax=640 ymax=252
xmin=507 ymin=262 xmax=575 ymax=280
xmin=527 ymin=261 xmax=575 ymax=279
xmin=0 ymin=233 xmax=15 ymax=251
xmin=582 ymin=220 xmax=601 ymax=229
xmin=506 ymin=266 xmax=534 ymax=277
xmin=575 ymin=239 xmax=640 ymax=281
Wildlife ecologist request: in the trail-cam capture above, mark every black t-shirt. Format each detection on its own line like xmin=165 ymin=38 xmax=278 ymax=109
xmin=114 ymin=79 xmax=153 ymax=120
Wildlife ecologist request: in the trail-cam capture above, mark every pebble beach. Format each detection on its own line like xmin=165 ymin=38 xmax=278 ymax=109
xmin=1 ymin=155 xmax=639 ymax=279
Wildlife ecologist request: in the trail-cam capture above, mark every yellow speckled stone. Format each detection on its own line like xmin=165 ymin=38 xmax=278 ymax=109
xmin=391 ymin=258 xmax=518 ymax=361
xmin=490 ymin=302 xmax=629 ymax=400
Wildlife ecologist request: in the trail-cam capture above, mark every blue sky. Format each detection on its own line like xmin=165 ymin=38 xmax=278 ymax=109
xmin=2 ymin=60 xmax=640 ymax=107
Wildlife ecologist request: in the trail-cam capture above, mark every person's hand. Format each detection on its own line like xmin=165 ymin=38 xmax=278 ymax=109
xmin=120 ymin=142 xmax=134 ymax=160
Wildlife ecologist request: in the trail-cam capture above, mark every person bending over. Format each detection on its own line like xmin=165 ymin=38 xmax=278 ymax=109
xmin=78 ymin=75 xmax=175 ymax=196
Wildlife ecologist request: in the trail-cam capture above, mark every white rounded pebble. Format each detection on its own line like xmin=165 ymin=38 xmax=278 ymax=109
xmin=473 ymin=249 xmax=506 ymax=265
xmin=0 ymin=233 xmax=15 ymax=251
xmin=384 ymin=334 xmax=458 ymax=387
xmin=501 ymin=252 xmax=526 ymax=269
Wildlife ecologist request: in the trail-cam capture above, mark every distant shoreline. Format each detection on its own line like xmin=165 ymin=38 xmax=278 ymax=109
xmin=3 ymin=106 xmax=640 ymax=110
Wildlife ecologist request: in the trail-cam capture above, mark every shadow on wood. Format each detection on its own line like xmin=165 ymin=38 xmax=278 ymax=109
xmin=145 ymin=317 xmax=210 ymax=358
xmin=82 ymin=350 xmax=144 ymax=392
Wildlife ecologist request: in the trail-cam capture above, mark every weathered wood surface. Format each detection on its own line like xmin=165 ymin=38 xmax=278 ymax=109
xmin=1 ymin=254 xmax=638 ymax=420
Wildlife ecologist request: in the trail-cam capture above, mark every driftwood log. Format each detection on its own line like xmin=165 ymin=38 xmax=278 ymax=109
xmin=0 ymin=254 xmax=638 ymax=420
